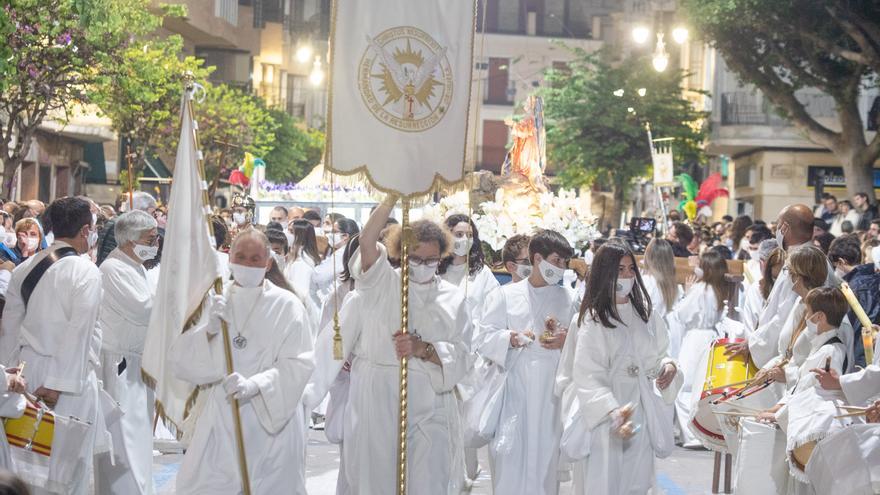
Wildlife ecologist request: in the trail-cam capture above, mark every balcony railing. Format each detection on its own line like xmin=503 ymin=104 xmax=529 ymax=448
xmin=719 ymin=91 xmax=870 ymax=128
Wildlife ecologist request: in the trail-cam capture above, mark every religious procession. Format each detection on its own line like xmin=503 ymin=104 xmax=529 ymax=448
xmin=1 ymin=0 xmax=880 ymax=494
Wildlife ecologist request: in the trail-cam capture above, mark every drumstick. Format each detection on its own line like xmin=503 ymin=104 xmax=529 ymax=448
xmin=834 ymin=411 xmax=868 ymax=419
xmin=839 ymin=405 xmax=868 ymax=412
xmin=715 ymin=411 xmax=757 ymax=418
xmin=824 ymin=357 xmax=831 ymax=373
xmin=14 ymin=361 xmax=25 ymax=378
xmin=723 ymin=404 xmax=764 ymax=413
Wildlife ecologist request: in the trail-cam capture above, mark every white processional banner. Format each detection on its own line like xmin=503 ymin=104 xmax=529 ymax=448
xmin=142 ymin=91 xmax=221 ymax=428
xmin=326 ymin=0 xmax=476 ymax=196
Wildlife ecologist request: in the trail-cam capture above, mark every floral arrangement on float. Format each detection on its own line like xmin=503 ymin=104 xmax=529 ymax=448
xmin=421 ymin=188 xmax=600 ymax=253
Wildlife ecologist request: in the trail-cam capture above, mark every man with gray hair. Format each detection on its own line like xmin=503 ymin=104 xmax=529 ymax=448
xmin=97 ymin=192 xmax=158 ymax=266
xmin=94 ymin=210 xmax=159 ymax=494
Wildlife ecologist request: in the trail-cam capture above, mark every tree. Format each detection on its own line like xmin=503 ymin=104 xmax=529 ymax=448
xmin=683 ymin=0 xmax=880 ymax=201
xmin=0 ymin=0 xmax=97 ymax=198
xmin=540 ymin=49 xmax=708 ymax=222
xmin=263 ymin=108 xmax=325 ymax=183
xmin=157 ymin=84 xmax=277 ymax=192
xmin=87 ymin=2 xmax=211 ymax=176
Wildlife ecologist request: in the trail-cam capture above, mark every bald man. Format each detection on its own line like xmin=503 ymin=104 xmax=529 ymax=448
xmin=728 ymin=204 xmax=836 ymax=367
xmin=288 ymin=207 xmax=305 ymax=222
xmin=170 ymin=230 xmax=315 ymax=494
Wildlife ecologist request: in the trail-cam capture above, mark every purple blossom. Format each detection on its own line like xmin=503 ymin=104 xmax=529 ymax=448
xmin=56 ymin=31 xmax=72 ymax=45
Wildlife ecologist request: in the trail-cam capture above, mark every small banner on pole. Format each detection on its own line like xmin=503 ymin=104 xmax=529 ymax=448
xmin=326 ymin=0 xmax=476 ymax=196
xmin=651 ymin=139 xmax=674 ymax=186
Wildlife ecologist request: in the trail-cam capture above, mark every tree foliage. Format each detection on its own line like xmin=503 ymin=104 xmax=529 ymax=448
xmin=157 ymin=84 xmax=277 ymax=188
xmin=683 ymin=0 xmax=880 ymax=200
xmin=264 ymin=108 xmax=325 ymax=183
xmin=540 ymin=49 xmax=708 ymax=208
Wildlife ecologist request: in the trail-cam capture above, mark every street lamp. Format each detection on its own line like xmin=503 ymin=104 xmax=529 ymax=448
xmin=672 ymin=27 xmax=689 ymax=45
xmin=638 ymin=88 xmax=647 ymax=97
xmin=296 ymin=44 xmax=313 ymax=64
xmin=309 ymin=57 xmax=325 ymax=86
xmin=652 ymin=33 xmax=669 ymax=72
xmin=632 ymin=25 xmax=650 ymax=45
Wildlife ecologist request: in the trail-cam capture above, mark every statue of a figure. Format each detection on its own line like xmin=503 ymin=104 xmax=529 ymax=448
xmin=502 ymin=95 xmax=547 ymax=192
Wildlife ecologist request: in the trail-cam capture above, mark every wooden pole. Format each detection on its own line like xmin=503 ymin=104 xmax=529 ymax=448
xmin=397 ymin=199 xmax=411 ymax=495
xmin=185 ymin=79 xmax=252 ymax=495
xmin=125 ymin=143 xmax=135 ymax=210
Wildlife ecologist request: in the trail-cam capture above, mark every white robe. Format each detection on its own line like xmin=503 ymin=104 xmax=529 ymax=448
xmin=94 ymin=249 xmax=155 ymax=495
xmin=476 ymin=279 xmax=578 ymax=495
xmin=741 ymin=280 xmax=765 ymax=333
xmin=667 ymin=283 xmax=723 ymax=446
xmin=171 ymin=280 xmax=315 ymax=495
xmin=284 ymin=253 xmax=321 ymax=333
xmin=840 ymin=341 xmax=880 ymax=406
xmin=571 ymin=302 xmax=681 ymax=495
xmin=640 ymin=274 xmax=682 ymax=320
xmin=441 ymin=263 xmax=500 ymax=346
xmin=0 ymin=241 xmax=102 ymax=495
xmin=342 ymin=244 xmax=470 ymax=495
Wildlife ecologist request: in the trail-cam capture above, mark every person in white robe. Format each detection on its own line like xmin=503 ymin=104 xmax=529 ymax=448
xmin=729 ymin=205 xmax=826 ymax=367
xmin=476 ymin=230 xmax=578 ymax=495
xmin=812 ymin=323 xmax=880 ymax=406
xmin=437 ymin=214 xmax=500 ymax=483
xmin=666 ymin=249 xmax=727 ymax=447
xmin=500 ymin=234 xmax=533 ymax=284
xmin=335 ymin=195 xmax=470 ymax=495
xmin=640 ymin=239 xmax=682 ymax=324
xmin=740 ymin=239 xmax=780 ymax=333
xmin=284 ymin=219 xmax=323 ymax=315
xmin=570 ymin=241 xmax=681 ymax=495
xmin=0 ymin=197 xmax=102 ymax=495
xmin=314 ymin=218 xmax=359 ymax=303
xmin=0 ymin=364 xmax=27 ymax=470
xmin=170 ymin=230 xmax=314 ymax=495
xmin=94 ymin=211 xmax=159 ymax=495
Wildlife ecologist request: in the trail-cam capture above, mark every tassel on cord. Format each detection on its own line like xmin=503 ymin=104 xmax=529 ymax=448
xmin=332 ymin=312 xmax=344 ymax=360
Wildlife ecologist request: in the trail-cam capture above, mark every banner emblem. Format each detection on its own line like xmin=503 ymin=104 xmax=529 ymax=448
xmin=359 ymin=26 xmax=453 ymax=132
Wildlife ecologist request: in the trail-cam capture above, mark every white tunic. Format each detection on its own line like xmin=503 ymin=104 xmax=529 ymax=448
xmin=284 ymin=251 xmax=321 ymax=318
xmin=571 ymin=303 xmax=680 ymax=495
xmin=477 ymin=279 xmax=578 ymax=495
xmin=441 ymin=263 xmax=500 ymax=346
xmin=171 ymin=281 xmax=315 ymax=495
xmin=94 ymin=249 xmax=155 ymax=495
xmin=0 ymin=241 xmax=102 ymax=495
xmin=342 ymin=244 xmax=470 ymax=495
xmin=741 ymin=280 xmax=766 ymax=333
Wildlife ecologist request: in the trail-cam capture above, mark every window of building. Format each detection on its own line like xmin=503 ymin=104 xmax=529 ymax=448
xmin=485 ymin=0 xmax=524 ymax=34
xmin=214 ymin=0 xmax=239 ymax=25
xmin=486 ymin=58 xmax=512 ymax=105
xmin=481 ymin=120 xmax=509 ymax=172
xmin=542 ymin=0 xmax=566 ymax=35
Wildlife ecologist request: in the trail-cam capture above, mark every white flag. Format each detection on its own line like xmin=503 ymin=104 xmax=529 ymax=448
xmin=142 ymin=90 xmax=220 ymax=428
xmin=326 ymin=0 xmax=476 ymax=196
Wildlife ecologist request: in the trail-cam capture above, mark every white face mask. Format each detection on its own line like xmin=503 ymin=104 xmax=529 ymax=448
xmin=775 ymin=224 xmax=785 ymax=249
xmin=834 ymin=266 xmax=847 ymax=279
xmin=2 ymin=233 xmax=14 ymax=249
xmin=313 ymin=226 xmax=325 ymax=237
xmin=739 ymin=238 xmax=750 ymax=252
xmin=271 ymin=252 xmax=286 ymax=271
xmin=538 ymin=259 xmax=563 ymax=285
xmin=514 ymin=263 xmax=532 ymax=280
xmin=230 ymin=263 xmax=266 ymax=288
xmin=694 ymin=266 xmax=705 ymax=279
xmin=616 ymin=277 xmax=635 ymax=299
xmin=133 ymin=243 xmax=158 ymax=262
xmin=327 ymin=233 xmax=344 ymax=248
xmin=408 ymin=262 xmax=436 ymax=284
xmin=87 ymin=229 xmax=98 ymax=249
xmin=453 ymin=237 xmax=474 ymax=257
xmin=232 ymin=212 xmax=247 ymax=225
xmin=26 ymin=237 xmax=39 ymax=251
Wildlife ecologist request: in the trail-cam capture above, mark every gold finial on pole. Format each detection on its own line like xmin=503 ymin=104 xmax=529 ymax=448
xmin=185 ymin=81 xmax=252 ymax=495
xmin=397 ymin=198 xmax=412 ymax=495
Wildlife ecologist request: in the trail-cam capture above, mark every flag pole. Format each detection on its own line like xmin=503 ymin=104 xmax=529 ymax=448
xmin=397 ymin=198 xmax=411 ymax=495
xmin=183 ymin=75 xmax=252 ymax=495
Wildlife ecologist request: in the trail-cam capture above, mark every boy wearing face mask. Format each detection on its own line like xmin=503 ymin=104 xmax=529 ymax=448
xmin=169 ymin=229 xmax=315 ymax=494
xmin=827 ymin=235 xmax=880 ymax=369
xmin=476 ymin=230 xmax=578 ymax=495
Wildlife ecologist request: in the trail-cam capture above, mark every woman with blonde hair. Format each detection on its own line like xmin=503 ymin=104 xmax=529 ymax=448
xmin=641 ymin=238 xmax=681 ymax=318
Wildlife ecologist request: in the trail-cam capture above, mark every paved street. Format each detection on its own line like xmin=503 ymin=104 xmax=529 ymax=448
xmin=153 ymin=429 xmax=716 ymax=494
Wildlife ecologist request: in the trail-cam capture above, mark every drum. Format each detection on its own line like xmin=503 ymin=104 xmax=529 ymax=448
xmin=806 ymin=424 xmax=880 ymax=495
xmin=4 ymin=399 xmax=54 ymax=456
xmin=690 ymin=338 xmax=758 ymax=451
xmin=783 ymin=388 xmax=854 ymax=482
xmin=711 ymin=380 xmax=781 ymax=455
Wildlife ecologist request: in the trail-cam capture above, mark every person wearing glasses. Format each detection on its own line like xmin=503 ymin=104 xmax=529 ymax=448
xmin=475 ymin=230 xmax=579 ymax=495
xmin=334 ymin=194 xmax=470 ymax=494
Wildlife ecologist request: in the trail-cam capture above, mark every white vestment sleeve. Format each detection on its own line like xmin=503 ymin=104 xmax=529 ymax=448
xmin=474 ymin=287 xmax=513 ymax=368
xmin=648 ymin=313 xmax=683 ymax=404
xmin=249 ymin=308 xmax=315 ymax=435
xmin=0 ymin=268 xmax=25 ymax=365
xmin=426 ymin=301 xmax=470 ymax=394
xmin=101 ymin=262 xmax=153 ymax=327
xmin=44 ymin=269 xmax=102 ymax=393
xmin=302 ymin=293 xmax=361 ymax=410
xmin=573 ymin=322 xmax=619 ymax=430
xmin=840 ymin=365 xmax=880 ymax=407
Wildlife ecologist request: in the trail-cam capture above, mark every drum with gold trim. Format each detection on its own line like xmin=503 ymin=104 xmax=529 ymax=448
xmin=4 ymin=398 xmax=54 ymax=456
xmin=690 ymin=338 xmax=758 ymax=451
xmin=784 ymin=388 xmax=853 ymax=482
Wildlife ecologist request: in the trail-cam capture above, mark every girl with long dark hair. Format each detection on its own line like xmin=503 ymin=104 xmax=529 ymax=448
xmin=563 ymin=241 xmax=680 ymax=494
xmin=284 ymin=219 xmax=322 ymax=318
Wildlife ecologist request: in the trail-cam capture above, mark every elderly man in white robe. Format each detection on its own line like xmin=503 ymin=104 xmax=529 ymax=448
xmin=0 ymin=197 xmax=103 ymax=495
xmin=94 ymin=210 xmax=159 ymax=494
xmin=170 ymin=229 xmax=315 ymax=494
xmin=338 ymin=194 xmax=470 ymax=495
xmin=476 ymin=230 xmax=579 ymax=495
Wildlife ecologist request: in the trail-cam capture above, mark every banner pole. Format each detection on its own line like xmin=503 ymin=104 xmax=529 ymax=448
xmin=397 ymin=198 xmax=411 ymax=495
xmin=184 ymin=77 xmax=252 ymax=495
